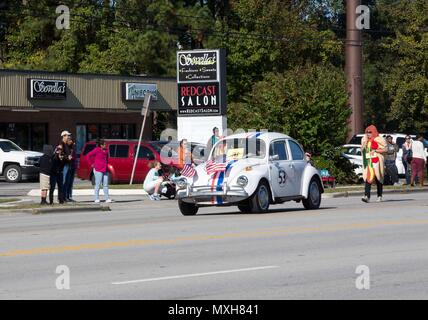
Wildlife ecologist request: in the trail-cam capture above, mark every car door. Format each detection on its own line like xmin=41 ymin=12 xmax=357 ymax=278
xmin=109 ymin=144 xmax=130 ymax=182
xmin=286 ymin=139 xmax=307 ymax=195
xmin=268 ymin=140 xmax=299 ymax=198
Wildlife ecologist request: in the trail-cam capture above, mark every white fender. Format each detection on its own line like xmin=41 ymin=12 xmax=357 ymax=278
xmin=300 ymin=165 xmax=324 ymax=198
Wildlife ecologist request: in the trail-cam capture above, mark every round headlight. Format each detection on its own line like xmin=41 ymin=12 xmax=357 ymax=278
xmin=177 ymin=177 xmax=187 ymax=188
xmin=237 ymin=175 xmax=248 ymax=187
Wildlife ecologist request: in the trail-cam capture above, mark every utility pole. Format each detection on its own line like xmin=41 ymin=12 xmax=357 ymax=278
xmin=345 ymin=0 xmax=364 ymax=141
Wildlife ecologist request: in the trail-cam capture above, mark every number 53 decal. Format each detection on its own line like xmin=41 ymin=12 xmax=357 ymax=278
xmin=278 ymin=169 xmax=287 ymax=186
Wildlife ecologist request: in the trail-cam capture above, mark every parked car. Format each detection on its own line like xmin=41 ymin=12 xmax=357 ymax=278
xmin=176 ymin=132 xmax=324 ymax=215
xmin=0 ymin=139 xmax=42 ymax=182
xmin=77 ymin=139 xmax=205 ymax=184
xmin=346 ymin=133 xmax=422 ymax=176
xmin=341 ymin=144 xmax=364 ymax=178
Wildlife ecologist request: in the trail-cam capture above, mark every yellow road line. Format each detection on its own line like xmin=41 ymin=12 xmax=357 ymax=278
xmin=2 ymin=218 xmax=428 ymax=257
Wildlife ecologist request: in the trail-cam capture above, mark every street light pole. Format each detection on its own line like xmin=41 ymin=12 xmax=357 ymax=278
xmin=346 ymin=0 xmax=364 ymax=141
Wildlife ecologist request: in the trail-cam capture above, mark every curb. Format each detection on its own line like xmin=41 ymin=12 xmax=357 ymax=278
xmin=27 ymin=189 xmax=148 ymax=196
xmin=323 ymin=187 xmax=428 ymax=199
xmin=0 ymin=205 xmax=110 ymax=215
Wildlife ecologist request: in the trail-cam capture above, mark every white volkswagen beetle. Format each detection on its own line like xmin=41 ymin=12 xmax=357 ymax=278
xmin=176 ymin=132 xmax=324 ymax=215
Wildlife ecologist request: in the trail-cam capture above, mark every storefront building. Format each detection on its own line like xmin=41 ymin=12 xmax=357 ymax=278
xmin=0 ymin=69 xmax=177 ymax=155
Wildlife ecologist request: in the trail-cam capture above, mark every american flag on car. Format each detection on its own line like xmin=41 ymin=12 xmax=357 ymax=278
xmin=180 ymin=164 xmax=196 ymax=177
xmin=205 ymin=159 xmax=227 ymax=175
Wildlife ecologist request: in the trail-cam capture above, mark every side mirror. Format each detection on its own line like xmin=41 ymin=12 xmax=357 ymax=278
xmin=269 ymin=154 xmax=279 ymax=161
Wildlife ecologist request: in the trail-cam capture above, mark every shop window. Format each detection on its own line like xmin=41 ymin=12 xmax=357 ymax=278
xmin=100 ymin=124 xmax=110 ymax=139
xmin=88 ymin=124 xmax=99 ymax=141
xmin=111 ymin=124 xmax=121 ymax=139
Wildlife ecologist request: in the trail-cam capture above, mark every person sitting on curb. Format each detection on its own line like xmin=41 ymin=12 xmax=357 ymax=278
xmin=144 ymin=161 xmax=164 ymax=201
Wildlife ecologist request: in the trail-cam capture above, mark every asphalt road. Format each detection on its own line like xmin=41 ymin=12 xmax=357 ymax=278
xmin=0 ymin=192 xmax=427 ymax=300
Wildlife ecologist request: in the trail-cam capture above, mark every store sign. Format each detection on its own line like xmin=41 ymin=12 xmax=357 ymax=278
xmin=123 ymin=83 xmax=158 ymax=101
xmin=178 ymin=82 xmax=220 ymax=115
xmin=177 ymin=50 xmax=219 ymax=83
xmin=28 ymin=79 xmax=67 ymax=99
xmin=177 ymin=49 xmax=226 ymax=116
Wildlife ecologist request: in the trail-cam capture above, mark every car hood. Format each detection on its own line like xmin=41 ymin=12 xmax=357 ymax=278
xmin=192 ymin=157 xmax=264 ymax=186
xmin=23 ymin=150 xmax=43 ymax=157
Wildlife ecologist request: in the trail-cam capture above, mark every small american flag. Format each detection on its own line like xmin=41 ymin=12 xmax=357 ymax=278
xmin=205 ymin=159 xmax=227 ymax=175
xmin=181 ymin=164 xmax=196 ymax=177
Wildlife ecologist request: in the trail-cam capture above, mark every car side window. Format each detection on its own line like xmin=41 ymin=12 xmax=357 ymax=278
xmin=109 ymin=145 xmax=129 ymax=158
xmin=136 ymin=146 xmax=155 ymax=160
xmin=83 ymin=144 xmax=96 ymax=155
xmin=288 ymin=140 xmax=304 ymax=160
xmin=269 ymin=141 xmax=288 ymax=160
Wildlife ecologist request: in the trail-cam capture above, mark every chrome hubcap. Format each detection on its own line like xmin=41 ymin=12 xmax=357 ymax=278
xmin=7 ymin=169 xmax=18 ymax=180
xmin=258 ymin=185 xmax=269 ymax=210
xmin=309 ymin=182 xmax=320 ymax=205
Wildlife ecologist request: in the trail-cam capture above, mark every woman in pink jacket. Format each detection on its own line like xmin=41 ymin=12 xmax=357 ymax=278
xmin=87 ymin=139 xmax=112 ymax=203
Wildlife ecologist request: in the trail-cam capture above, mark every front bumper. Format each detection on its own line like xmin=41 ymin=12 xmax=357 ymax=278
xmin=177 ymin=184 xmax=249 ymax=205
xmin=21 ymin=165 xmax=40 ymax=179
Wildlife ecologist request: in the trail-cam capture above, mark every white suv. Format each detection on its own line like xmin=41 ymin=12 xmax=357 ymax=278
xmin=0 ymin=139 xmax=43 ymax=182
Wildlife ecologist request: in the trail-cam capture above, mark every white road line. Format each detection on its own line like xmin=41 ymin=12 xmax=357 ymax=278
xmin=111 ymin=265 xmax=279 ymax=285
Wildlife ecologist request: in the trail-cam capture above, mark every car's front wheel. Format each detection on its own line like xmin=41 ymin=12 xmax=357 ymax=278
xmin=4 ymin=165 xmax=22 ymax=183
xmin=178 ymin=199 xmax=198 ymax=216
xmin=302 ymin=178 xmax=322 ymax=210
xmin=248 ymin=181 xmax=271 ymax=213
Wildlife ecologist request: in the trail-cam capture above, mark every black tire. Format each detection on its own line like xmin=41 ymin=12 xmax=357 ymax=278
xmin=178 ymin=199 xmax=198 ymax=216
xmin=237 ymin=201 xmax=251 ymax=213
xmin=302 ymin=178 xmax=322 ymax=210
xmin=248 ymin=180 xmax=271 ymax=213
xmin=4 ymin=165 xmax=22 ymax=183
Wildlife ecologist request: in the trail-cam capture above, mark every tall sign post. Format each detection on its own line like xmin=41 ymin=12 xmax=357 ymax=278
xmin=130 ymin=93 xmax=152 ymax=185
xmin=176 ymin=49 xmax=227 ymax=144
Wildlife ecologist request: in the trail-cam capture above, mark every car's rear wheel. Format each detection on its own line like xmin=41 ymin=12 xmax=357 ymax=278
xmin=302 ymin=178 xmax=322 ymax=210
xmin=178 ymin=199 xmax=198 ymax=216
xmin=4 ymin=165 xmax=22 ymax=183
xmin=248 ymin=181 xmax=270 ymax=213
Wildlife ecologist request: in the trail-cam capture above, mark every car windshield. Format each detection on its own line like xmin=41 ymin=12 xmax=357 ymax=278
xmin=149 ymin=141 xmax=168 ymax=154
xmin=348 ymin=136 xmax=362 ymax=145
xmin=211 ymin=138 xmax=266 ymax=162
xmin=0 ymin=140 xmax=23 ymax=152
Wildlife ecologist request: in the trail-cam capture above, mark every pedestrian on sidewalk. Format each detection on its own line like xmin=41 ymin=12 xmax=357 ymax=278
xmin=64 ymin=137 xmax=76 ymax=202
xmin=87 ymin=138 xmax=112 ymax=203
xmin=401 ymin=135 xmax=413 ymax=185
xmin=361 ymin=125 xmax=387 ymax=203
xmin=384 ymin=135 xmax=399 ymax=185
xmin=38 ymin=144 xmax=53 ymax=205
xmin=178 ymin=139 xmax=192 ymax=169
xmin=206 ymin=127 xmax=220 ymax=159
xmin=410 ymin=134 xmax=427 ymax=187
xmin=144 ymin=161 xmax=163 ymax=201
xmin=60 ymin=130 xmax=72 ymax=199
xmin=49 ymin=144 xmax=65 ymax=204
